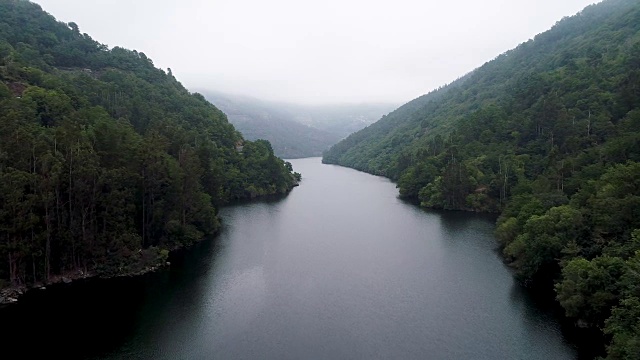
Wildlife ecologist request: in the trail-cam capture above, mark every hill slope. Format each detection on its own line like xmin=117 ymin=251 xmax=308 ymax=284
xmin=0 ymin=0 xmax=299 ymax=289
xmin=203 ymin=92 xmax=342 ymax=158
xmin=324 ymin=0 xmax=640 ymax=357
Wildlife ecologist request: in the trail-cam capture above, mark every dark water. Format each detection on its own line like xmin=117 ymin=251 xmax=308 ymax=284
xmin=1 ymin=158 xmax=582 ymax=359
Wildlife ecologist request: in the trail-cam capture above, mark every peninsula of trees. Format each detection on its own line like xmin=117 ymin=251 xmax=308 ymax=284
xmin=324 ymin=0 xmax=640 ymax=357
xmin=0 ymin=0 xmax=299 ymax=291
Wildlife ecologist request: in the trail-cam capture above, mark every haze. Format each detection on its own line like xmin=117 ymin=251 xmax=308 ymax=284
xmin=32 ymin=0 xmax=601 ymax=105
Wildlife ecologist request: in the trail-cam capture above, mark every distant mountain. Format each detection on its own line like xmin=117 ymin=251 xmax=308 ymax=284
xmin=203 ymin=92 xmax=340 ymax=158
xmin=284 ymin=102 xmax=398 ymax=139
xmin=202 ymin=91 xmax=396 ymax=158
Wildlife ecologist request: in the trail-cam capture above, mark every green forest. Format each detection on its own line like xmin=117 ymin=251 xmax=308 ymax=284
xmin=324 ymin=0 xmax=640 ymax=358
xmin=0 ymin=0 xmax=299 ymax=288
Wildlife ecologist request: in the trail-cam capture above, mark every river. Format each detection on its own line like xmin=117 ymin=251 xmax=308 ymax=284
xmin=0 ymin=157 xmax=583 ymax=359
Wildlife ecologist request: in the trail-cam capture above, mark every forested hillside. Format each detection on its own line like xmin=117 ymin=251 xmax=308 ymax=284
xmin=0 ymin=0 xmax=299 ymax=289
xmin=324 ymin=0 xmax=640 ymax=357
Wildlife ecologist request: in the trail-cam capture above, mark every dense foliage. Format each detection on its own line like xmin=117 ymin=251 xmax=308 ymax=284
xmin=0 ymin=0 xmax=299 ymax=287
xmin=324 ymin=0 xmax=640 ymax=357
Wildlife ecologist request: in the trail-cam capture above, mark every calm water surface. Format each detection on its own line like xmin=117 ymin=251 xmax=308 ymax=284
xmin=1 ymin=158 xmax=580 ymax=359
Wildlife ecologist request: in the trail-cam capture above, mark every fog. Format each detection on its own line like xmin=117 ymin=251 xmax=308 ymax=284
xmin=32 ymin=0 xmax=600 ymax=104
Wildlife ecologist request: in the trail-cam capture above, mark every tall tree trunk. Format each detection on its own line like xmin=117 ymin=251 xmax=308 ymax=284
xmin=8 ymin=253 xmax=13 ymax=285
xmin=45 ymin=205 xmax=51 ymax=282
xmin=142 ymin=167 xmax=146 ymax=247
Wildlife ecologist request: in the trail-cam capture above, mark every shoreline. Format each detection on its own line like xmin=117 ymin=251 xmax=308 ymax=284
xmin=0 ymin=261 xmax=170 ymax=306
xmin=0 ymin=186 xmax=298 ymax=307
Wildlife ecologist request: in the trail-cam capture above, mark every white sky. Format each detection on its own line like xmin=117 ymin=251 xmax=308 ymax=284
xmin=32 ymin=0 xmax=601 ymax=105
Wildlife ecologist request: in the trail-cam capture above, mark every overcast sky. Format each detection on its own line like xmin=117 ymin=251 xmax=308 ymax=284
xmin=32 ymin=0 xmax=600 ymax=105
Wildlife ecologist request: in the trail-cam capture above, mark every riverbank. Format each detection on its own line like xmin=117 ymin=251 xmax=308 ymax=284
xmin=329 ymin=162 xmax=610 ymax=358
xmin=0 ymin=185 xmax=299 ymax=307
xmin=0 ymin=260 xmax=170 ymax=306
